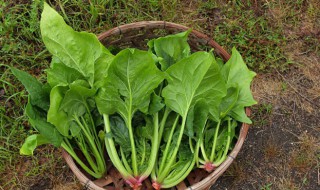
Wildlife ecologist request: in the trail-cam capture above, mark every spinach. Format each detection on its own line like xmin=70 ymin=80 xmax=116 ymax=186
xmin=13 ymin=2 xmax=110 ymax=179
xmin=96 ymin=48 xmax=164 ymax=188
xmin=192 ymin=48 xmax=257 ymax=173
xmin=13 ymin=3 xmax=257 ymax=189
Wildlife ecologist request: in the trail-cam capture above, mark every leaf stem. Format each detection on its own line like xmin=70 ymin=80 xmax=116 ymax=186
xmin=61 ymin=140 xmax=101 ymax=178
xmin=158 ymin=114 xmax=179 ymax=174
xmin=158 ymin=108 xmax=170 ymax=145
xmin=161 ymin=158 xmax=195 ymax=188
xmin=141 ymin=113 xmax=159 ymax=179
xmin=157 ymin=115 xmax=187 ymax=182
xmin=210 ymin=120 xmax=221 ymax=161
xmin=189 ymin=137 xmax=194 ymax=153
xmin=75 ymin=116 xmax=105 ymax=173
xmin=126 ymin=112 xmax=138 ymax=176
xmin=120 ymin=147 xmax=133 ymax=175
xmin=214 ymin=118 xmax=232 ymax=166
xmin=200 ymin=140 xmax=209 ymax=161
xmin=75 ymin=133 xmax=98 ymax=172
xmin=103 ymin=114 xmax=132 ymax=179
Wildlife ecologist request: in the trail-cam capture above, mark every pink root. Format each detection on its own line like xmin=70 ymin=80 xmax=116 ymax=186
xmin=203 ymin=162 xmax=215 ymax=172
xmin=152 ymin=181 xmax=161 ymax=190
xmin=125 ymin=176 xmax=142 ymax=190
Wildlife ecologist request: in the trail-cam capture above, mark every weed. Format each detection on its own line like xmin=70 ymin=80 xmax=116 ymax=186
xmin=260 ymin=183 xmax=273 ymax=190
xmin=252 ymin=103 xmax=273 ymax=127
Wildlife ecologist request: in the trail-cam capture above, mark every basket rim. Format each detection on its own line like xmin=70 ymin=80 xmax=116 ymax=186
xmin=62 ymin=21 xmax=250 ymax=190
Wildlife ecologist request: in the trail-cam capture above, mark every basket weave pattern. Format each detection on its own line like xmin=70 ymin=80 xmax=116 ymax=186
xmin=62 ymin=21 xmax=250 ymax=190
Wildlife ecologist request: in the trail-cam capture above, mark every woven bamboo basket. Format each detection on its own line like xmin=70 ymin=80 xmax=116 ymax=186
xmin=62 ymin=21 xmax=251 ymax=190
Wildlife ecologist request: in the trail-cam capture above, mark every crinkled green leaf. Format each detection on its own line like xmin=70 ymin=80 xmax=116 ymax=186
xmin=109 ymin=116 xmax=130 ymax=152
xmin=136 ymin=117 xmax=153 ymax=140
xmin=136 ymin=138 xmax=151 ymax=173
xmin=96 ymin=49 xmax=164 ymax=119
xmin=94 ymin=48 xmax=114 ymax=86
xmin=185 ymin=106 xmax=194 ymax=138
xmin=193 ymin=100 xmax=209 ymax=137
xmin=20 ymin=134 xmax=50 ymax=155
xmin=148 ymin=30 xmax=191 ymax=71
xmin=148 ymin=92 xmax=165 ymax=115
xmin=70 ymin=121 xmax=81 ymax=137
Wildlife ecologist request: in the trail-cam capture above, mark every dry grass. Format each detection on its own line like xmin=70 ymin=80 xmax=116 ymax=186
xmin=289 ymin=132 xmax=319 ymax=172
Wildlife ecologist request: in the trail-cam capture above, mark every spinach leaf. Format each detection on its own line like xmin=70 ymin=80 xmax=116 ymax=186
xmin=11 ymin=67 xmax=49 ymax=111
xmin=162 ymin=51 xmax=226 ymax=120
xmin=96 ymin=48 xmax=164 ymax=118
xmin=220 ymin=47 xmax=257 ymax=123
xmin=47 ymin=85 xmax=70 ymax=136
xmin=148 ymin=93 xmax=165 ymax=115
xmin=41 ymin=3 xmax=112 ymax=86
xmin=26 ymin=98 xmax=63 ymax=147
xmin=148 ymin=30 xmax=191 ymax=71
xmin=46 ymin=57 xmax=85 ymax=87
xmin=20 ymin=134 xmax=50 ymax=155
xmin=60 ymin=80 xmax=96 ymax=117
xmin=219 ymin=85 xmax=240 ymax=118
xmin=109 ymin=116 xmax=131 ymax=152
xmin=221 ymin=48 xmax=256 ymax=106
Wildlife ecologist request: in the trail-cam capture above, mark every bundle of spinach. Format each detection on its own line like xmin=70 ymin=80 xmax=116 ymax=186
xmin=13 ymin=3 xmax=256 ymax=190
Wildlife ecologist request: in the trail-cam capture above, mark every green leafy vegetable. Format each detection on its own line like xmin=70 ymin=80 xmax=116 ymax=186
xmin=96 ymin=48 xmax=164 ymax=189
xmin=14 ymin=3 xmax=257 ymax=189
xmin=148 ymin=30 xmax=191 ymax=71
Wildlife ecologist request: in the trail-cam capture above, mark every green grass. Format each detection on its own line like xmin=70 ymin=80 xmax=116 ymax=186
xmin=1 ymin=0 xmax=319 ymax=189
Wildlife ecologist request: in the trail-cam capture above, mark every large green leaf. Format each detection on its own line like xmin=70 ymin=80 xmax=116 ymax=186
xmin=220 ymin=48 xmax=257 ymax=123
xmin=148 ymin=30 xmax=191 ymax=71
xmin=47 ymin=85 xmax=70 ymax=136
xmin=221 ymin=47 xmax=257 ymax=107
xmin=96 ymin=49 xmax=164 ymax=120
xmin=26 ymin=97 xmax=63 ymax=147
xmin=46 ymin=57 xmax=85 ymax=87
xmin=11 ymin=67 xmax=49 ymax=111
xmin=162 ymin=51 xmax=226 ymax=120
xmin=20 ymin=134 xmax=50 ymax=155
xmin=41 ymin=3 xmax=111 ymax=86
